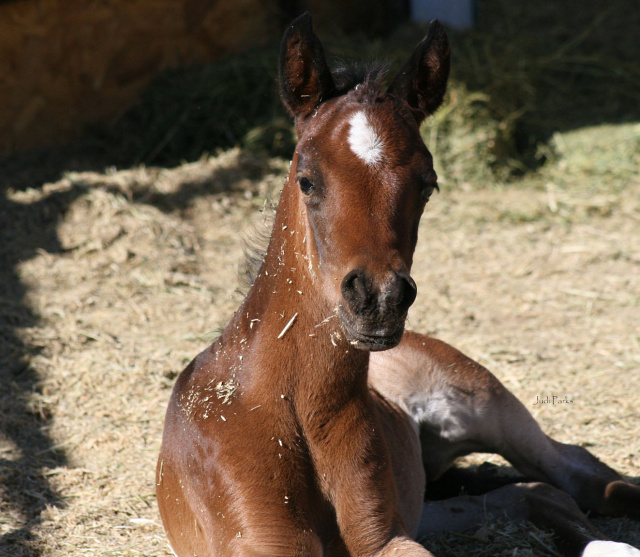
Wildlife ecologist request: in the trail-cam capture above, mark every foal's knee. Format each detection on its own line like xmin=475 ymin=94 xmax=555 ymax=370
xmin=601 ymin=480 xmax=640 ymax=519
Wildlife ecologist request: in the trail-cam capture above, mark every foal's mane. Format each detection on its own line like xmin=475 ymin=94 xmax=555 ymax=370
xmin=238 ymin=200 xmax=276 ymax=291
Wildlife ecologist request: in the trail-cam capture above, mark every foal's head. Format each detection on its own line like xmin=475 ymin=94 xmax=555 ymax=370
xmin=279 ymin=14 xmax=449 ymax=351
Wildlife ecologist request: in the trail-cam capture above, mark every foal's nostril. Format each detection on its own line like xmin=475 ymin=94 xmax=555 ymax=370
xmin=341 ymin=269 xmax=372 ymax=313
xmin=393 ymin=272 xmax=417 ymax=313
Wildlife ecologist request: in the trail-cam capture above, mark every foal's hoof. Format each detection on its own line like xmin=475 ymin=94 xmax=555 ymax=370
xmin=582 ymin=541 xmax=640 ymax=557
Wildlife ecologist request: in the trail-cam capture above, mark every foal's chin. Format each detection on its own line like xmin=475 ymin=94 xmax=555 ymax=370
xmin=338 ymin=306 xmax=407 ymax=352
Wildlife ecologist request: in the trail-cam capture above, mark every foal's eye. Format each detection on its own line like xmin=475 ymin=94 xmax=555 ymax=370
xmin=420 ymin=172 xmax=439 ymax=203
xmin=421 ymin=183 xmax=438 ymax=203
xmin=299 ymin=177 xmax=315 ymax=195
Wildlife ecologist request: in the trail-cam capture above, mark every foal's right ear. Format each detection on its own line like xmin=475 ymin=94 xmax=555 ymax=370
xmin=279 ymin=13 xmax=335 ymax=121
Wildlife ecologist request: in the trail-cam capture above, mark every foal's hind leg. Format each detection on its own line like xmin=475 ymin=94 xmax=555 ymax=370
xmin=418 ymin=482 xmax=640 ymax=557
xmin=369 ymin=331 xmax=640 ymax=553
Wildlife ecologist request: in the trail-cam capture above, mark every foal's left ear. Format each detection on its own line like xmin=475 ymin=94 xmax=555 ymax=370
xmin=387 ymin=20 xmax=451 ymax=125
xmin=279 ymin=13 xmax=335 ymax=121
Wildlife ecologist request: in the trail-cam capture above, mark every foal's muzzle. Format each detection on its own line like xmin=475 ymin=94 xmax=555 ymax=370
xmin=339 ymin=268 xmax=417 ymax=351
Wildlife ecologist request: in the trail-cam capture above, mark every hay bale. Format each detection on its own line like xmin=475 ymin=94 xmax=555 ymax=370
xmin=0 ymin=0 xmax=280 ymax=154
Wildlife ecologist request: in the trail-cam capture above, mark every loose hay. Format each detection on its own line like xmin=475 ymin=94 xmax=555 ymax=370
xmin=2 ymin=121 xmax=638 ymax=554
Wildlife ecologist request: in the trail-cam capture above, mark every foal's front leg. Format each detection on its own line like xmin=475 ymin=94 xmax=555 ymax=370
xmin=303 ymin=389 xmax=434 ymax=557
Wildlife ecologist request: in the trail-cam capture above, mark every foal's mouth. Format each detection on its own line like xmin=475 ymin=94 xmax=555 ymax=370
xmin=338 ymin=305 xmax=407 ymax=351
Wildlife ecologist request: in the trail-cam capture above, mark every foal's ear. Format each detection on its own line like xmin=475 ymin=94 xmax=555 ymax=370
xmin=279 ymin=13 xmax=335 ymax=120
xmin=387 ymin=20 xmax=450 ymax=124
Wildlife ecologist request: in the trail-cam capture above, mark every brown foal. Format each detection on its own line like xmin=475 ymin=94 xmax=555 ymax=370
xmin=157 ymin=14 xmax=640 ymax=557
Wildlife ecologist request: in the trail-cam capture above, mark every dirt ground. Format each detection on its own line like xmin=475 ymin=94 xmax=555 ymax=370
xmin=1 ymin=121 xmax=639 ymax=555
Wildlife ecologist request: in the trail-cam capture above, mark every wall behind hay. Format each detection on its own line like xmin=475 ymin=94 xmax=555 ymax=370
xmin=0 ymin=0 xmax=283 ymax=155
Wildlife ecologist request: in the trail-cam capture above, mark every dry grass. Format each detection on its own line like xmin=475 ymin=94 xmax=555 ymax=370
xmin=1 ymin=117 xmax=639 ymax=555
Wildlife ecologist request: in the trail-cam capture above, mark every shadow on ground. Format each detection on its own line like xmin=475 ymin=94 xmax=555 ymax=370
xmin=0 ymin=186 xmax=85 ymax=556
